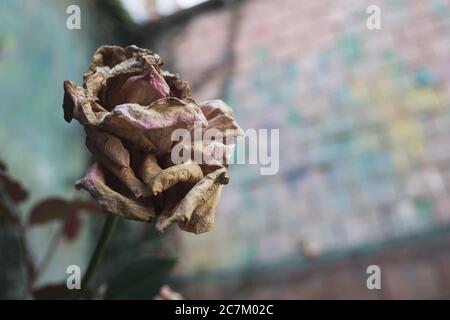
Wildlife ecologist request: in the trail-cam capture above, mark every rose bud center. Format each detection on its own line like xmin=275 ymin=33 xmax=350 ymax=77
xmin=120 ymin=65 xmax=170 ymax=105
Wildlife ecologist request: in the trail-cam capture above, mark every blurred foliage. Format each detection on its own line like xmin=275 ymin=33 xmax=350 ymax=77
xmin=105 ymin=257 xmax=176 ymax=299
xmin=0 ymin=159 xmax=177 ymax=299
xmin=89 ymin=0 xmax=142 ymax=45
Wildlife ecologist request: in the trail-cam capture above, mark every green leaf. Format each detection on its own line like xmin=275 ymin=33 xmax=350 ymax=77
xmin=105 ymin=257 xmax=176 ymax=300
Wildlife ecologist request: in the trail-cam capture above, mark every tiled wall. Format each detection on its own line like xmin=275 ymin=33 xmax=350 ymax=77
xmin=150 ymin=0 xmax=450 ymax=277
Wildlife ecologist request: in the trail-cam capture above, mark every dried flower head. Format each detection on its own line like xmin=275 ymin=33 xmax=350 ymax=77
xmin=62 ymin=45 xmax=242 ymax=234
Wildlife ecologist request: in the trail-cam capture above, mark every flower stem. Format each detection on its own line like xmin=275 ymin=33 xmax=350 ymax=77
xmin=34 ymin=228 xmax=63 ymax=284
xmin=75 ymin=213 xmax=118 ymax=299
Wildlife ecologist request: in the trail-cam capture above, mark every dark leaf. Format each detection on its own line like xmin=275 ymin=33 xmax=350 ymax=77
xmin=71 ymin=200 xmax=104 ymax=214
xmin=32 ymin=283 xmax=91 ymax=300
xmin=0 ymin=170 xmax=22 ymax=225
xmin=0 ymin=203 xmax=20 ymax=225
xmin=0 ymin=162 xmax=28 ymax=203
xmin=28 ymin=198 xmax=104 ymax=225
xmin=28 ymin=198 xmax=74 ymax=225
xmin=105 ymin=257 xmax=176 ymax=300
xmin=62 ymin=212 xmax=82 ymax=240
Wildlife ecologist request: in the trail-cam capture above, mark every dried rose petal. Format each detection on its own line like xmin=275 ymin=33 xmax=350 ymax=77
xmin=75 ymin=163 xmax=154 ymax=221
xmin=178 ymin=186 xmax=223 ymax=234
xmin=63 ymin=45 xmax=242 ymax=234
xmin=100 ymin=98 xmax=207 ymax=153
xmin=161 ymin=70 xmax=192 ymax=99
xmin=138 ymin=153 xmax=162 ymax=184
xmin=199 ymin=99 xmax=243 ymax=141
xmin=88 ymin=45 xmax=162 ymax=71
xmin=155 ymin=168 xmax=229 ymax=232
xmin=149 ymin=162 xmax=204 ymax=195
xmin=119 ymin=65 xmax=170 ymax=105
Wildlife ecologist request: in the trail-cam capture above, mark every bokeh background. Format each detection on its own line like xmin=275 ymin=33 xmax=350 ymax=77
xmin=1 ymin=0 xmax=450 ymax=299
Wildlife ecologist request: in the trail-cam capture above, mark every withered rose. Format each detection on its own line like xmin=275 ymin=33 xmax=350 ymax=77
xmin=62 ymin=45 xmax=242 ymax=234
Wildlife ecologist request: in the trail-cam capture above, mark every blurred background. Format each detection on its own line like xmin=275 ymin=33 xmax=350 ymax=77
xmin=1 ymin=0 xmax=450 ymax=299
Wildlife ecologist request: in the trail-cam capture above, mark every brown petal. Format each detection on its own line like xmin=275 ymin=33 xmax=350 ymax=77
xmin=157 ymin=183 xmax=192 ymax=226
xmin=84 ymin=128 xmax=148 ymax=198
xmin=100 ymin=98 xmax=207 ymax=154
xmin=83 ymin=68 xmax=109 ymax=101
xmin=62 ymin=80 xmax=84 ymax=122
xmin=63 ymin=80 xmax=107 ymax=124
xmin=175 ymin=140 xmax=235 ymax=174
xmin=138 ymin=153 xmax=164 ymax=213
xmin=199 ymin=99 xmax=243 ymax=137
xmin=85 ymin=128 xmax=130 ymax=168
xmin=138 ymin=153 xmax=162 ymax=184
xmin=178 ymin=186 xmax=222 ymax=234
xmin=161 ymin=70 xmax=192 ymax=99
xmin=94 ymin=154 xmax=148 ymax=199
xmin=100 ymin=58 xmax=166 ymax=110
xmin=83 ymin=46 xmax=165 ymax=111
xmin=88 ymin=45 xmax=161 ymax=71
xmin=98 ymin=107 xmax=156 ymax=151
xmin=149 ymin=163 xmax=203 ymax=195
xmin=119 ymin=65 xmax=170 ymax=106
xmin=155 ymin=167 xmax=228 ymax=232
xmin=75 ymin=163 xmax=154 ymax=221
xmin=112 ymin=98 xmax=206 ymax=130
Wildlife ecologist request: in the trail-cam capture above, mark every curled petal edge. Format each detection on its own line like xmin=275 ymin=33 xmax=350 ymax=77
xmin=75 ymin=163 xmax=155 ymax=222
xmin=155 ymin=167 xmax=228 ymax=232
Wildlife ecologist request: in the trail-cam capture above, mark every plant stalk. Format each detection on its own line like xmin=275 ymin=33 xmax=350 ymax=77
xmin=34 ymin=228 xmax=63 ymax=284
xmin=75 ymin=213 xmax=118 ymax=299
